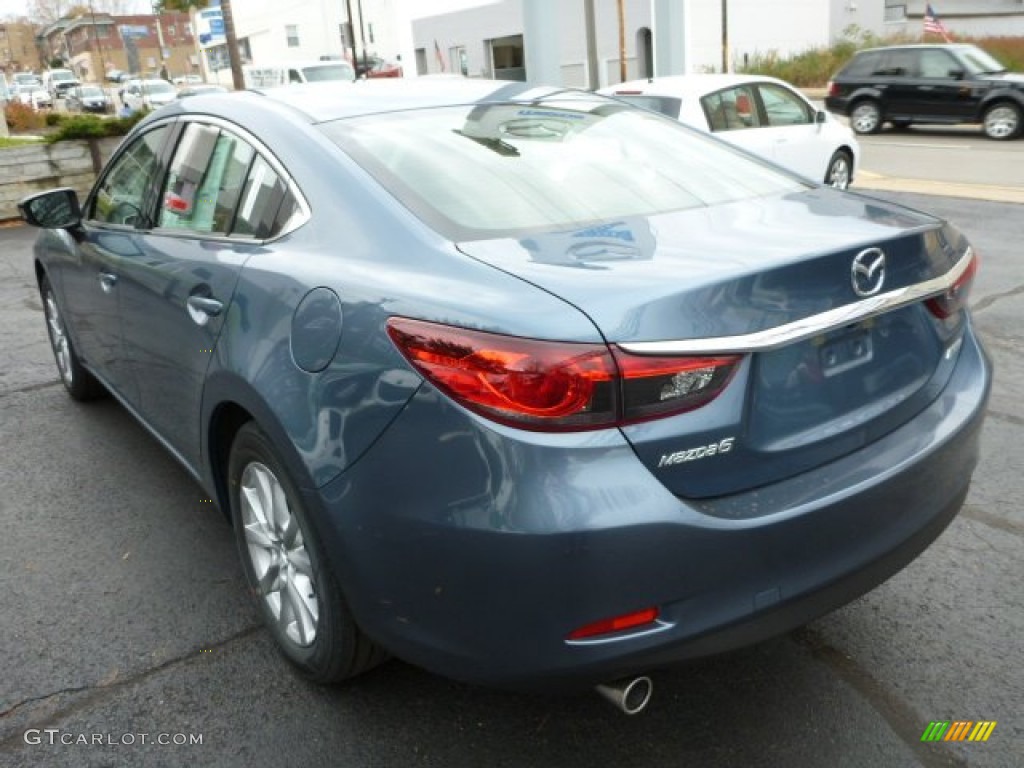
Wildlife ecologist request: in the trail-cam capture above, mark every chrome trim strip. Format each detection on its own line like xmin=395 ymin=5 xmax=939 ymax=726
xmin=619 ymin=248 xmax=973 ymax=356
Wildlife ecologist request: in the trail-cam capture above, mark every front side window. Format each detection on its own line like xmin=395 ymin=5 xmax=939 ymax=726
xmin=703 ymin=86 xmax=760 ymax=131
xmin=919 ymin=49 xmax=958 ymax=78
xmin=158 ymin=122 xmax=256 ymax=235
xmin=89 ymin=125 xmax=171 ymax=227
xmin=758 ymin=84 xmax=812 ymax=126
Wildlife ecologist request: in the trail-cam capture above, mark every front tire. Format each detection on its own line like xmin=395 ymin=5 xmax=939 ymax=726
xmin=825 ymin=150 xmax=853 ymax=190
xmin=982 ymin=102 xmax=1022 ymax=140
xmin=40 ymin=274 xmax=104 ymax=401
xmin=849 ymin=100 xmax=882 ymax=135
xmin=228 ymin=422 xmax=386 ymax=683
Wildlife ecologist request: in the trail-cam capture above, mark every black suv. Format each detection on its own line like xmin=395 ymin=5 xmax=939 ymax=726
xmin=825 ymin=43 xmax=1024 ymax=140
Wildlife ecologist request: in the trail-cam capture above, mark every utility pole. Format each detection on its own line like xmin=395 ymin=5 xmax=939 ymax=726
xmin=220 ymin=0 xmax=244 ymax=91
xmin=584 ymin=0 xmax=598 ymax=90
xmin=89 ymin=2 xmax=106 ymax=80
xmin=616 ymin=0 xmax=626 ymax=82
xmin=344 ymin=0 xmax=359 ymax=75
xmin=150 ymin=1 xmax=167 ymax=78
xmin=721 ymin=0 xmax=729 ymax=73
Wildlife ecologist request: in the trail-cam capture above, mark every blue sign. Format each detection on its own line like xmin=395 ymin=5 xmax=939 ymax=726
xmin=119 ymin=25 xmax=149 ymax=39
xmin=209 ymin=18 xmax=224 ymax=36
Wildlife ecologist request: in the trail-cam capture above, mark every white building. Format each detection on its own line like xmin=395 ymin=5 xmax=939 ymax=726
xmin=221 ymin=1 xmax=1024 ymax=86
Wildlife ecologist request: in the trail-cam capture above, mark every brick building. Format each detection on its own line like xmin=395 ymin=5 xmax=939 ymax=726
xmin=38 ymin=11 xmax=199 ymax=82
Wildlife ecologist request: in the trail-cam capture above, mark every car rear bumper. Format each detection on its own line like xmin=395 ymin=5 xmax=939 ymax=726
xmin=312 ymin=326 xmax=991 ymax=690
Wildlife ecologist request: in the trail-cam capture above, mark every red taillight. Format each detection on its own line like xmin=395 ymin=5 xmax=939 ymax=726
xmin=613 ymin=350 xmax=741 ymax=422
xmin=386 ymin=318 xmax=617 ymax=430
xmin=926 ymin=251 xmax=978 ymax=319
xmin=567 ymin=607 xmax=660 ymax=641
xmin=826 ymin=81 xmax=839 ymax=97
xmin=386 ymin=317 xmax=740 ymax=431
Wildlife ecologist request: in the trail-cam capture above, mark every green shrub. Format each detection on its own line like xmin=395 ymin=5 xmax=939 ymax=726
xmin=45 ymin=112 xmax=66 ymax=127
xmin=46 ymin=110 xmax=146 ymax=143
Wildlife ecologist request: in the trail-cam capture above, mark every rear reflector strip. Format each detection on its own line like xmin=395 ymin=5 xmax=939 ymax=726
xmin=567 ymin=607 xmax=660 ymax=641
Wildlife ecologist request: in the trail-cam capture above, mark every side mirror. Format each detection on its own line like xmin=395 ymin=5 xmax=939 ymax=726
xmin=815 ymin=110 xmax=827 ymax=124
xmin=18 ymin=188 xmax=82 ymax=229
xmin=948 ymin=69 xmax=965 ymax=80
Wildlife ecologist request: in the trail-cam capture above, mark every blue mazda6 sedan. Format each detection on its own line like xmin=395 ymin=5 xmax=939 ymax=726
xmin=20 ymin=79 xmax=990 ymax=707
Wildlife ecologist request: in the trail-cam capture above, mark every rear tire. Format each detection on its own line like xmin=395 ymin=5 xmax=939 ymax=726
xmin=982 ymin=102 xmax=1022 ymax=140
xmin=40 ymin=274 xmax=105 ymax=401
xmin=849 ymin=100 xmax=882 ymax=135
xmin=228 ymin=422 xmax=387 ymax=683
xmin=825 ymin=150 xmax=853 ymax=190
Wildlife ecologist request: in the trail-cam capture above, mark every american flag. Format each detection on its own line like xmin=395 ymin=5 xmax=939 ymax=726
xmin=923 ymin=4 xmax=952 ymax=42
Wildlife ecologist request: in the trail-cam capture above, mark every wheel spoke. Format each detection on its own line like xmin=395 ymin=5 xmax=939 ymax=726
xmin=283 ymin=577 xmax=317 ymax=645
xmin=244 ymin=521 xmax=275 ymax=550
xmin=257 ymin=560 xmax=281 ymax=597
xmin=289 ymin=547 xmax=314 ymax=578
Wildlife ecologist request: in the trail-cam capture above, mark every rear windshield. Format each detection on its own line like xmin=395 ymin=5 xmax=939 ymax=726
xmin=605 ymin=93 xmax=682 ymax=118
xmin=301 ymin=63 xmax=355 ymax=82
xmin=318 ymin=96 xmax=804 ymax=240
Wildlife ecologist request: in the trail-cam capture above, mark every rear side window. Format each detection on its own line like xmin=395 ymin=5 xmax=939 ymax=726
xmin=702 ymin=86 xmax=760 ymax=131
xmin=875 ymin=49 xmax=919 ymax=77
xmin=158 ymin=123 xmax=256 ymax=234
xmin=840 ymin=51 xmax=882 ymax=77
xmin=232 ymin=155 xmax=291 ymax=239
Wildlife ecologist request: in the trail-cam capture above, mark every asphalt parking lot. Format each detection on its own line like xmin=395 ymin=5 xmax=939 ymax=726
xmin=0 ymin=188 xmax=1022 ymax=767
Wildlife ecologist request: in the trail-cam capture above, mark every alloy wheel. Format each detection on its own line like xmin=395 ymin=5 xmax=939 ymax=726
xmin=240 ymin=461 xmax=320 ymax=647
xmin=44 ymin=290 xmax=74 ymax=387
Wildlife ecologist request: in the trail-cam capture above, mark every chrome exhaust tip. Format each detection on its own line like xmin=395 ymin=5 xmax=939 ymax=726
xmin=595 ymin=675 xmax=653 ymax=715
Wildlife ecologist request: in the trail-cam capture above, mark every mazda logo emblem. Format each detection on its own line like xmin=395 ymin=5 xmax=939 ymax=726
xmin=851 ymin=248 xmax=886 ymax=297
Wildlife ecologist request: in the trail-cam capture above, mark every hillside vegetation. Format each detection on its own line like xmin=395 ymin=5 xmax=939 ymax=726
xmin=738 ymin=28 xmax=1024 ymax=86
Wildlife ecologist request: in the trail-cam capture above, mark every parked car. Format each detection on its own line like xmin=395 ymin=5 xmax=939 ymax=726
xmin=17 ymin=80 xmax=990 ymax=702
xmin=825 ymin=43 xmax=1024 ymax=140
xmin=121 ymin=78 xmax=178 ymax=111
xmin=242 ymin=60 xmax=356 ymax=88
xmin=12 ymin=72 xmax=42 ymax=89
xmin=600 ymin=74 xmax=859 ymax=189
xmin=65 ymin=84 xmax=111 ymax=114
xmin=353 ymin=54 xmax=402 ymax=79
xmin=172 ymin=74 xmax=203 ymax=85
xmin=16 ymin=86 xmax=52 ymax=110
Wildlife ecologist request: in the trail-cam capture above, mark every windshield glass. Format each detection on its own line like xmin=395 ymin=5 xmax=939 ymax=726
xmin=301 ymin=63 xmax=355 ymax=82
xmin=319 ymin=94 xmax=804 ymax=240
xmin=958 ymin=46 xmax=1005 ymax=74
xmin=143 ymin=81 xmax=176 ymax=94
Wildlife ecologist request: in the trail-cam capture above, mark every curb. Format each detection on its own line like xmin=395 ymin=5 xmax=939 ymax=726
xmin=853 ymin=171 xmax=1024 ymax=205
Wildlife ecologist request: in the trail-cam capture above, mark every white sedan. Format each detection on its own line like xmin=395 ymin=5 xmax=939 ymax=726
xmin=600 ymin=74 xmax=859 ymax=189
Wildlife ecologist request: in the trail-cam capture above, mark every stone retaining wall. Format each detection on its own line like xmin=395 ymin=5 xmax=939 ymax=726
xmin=0 ymin=137 xmax=122 ymax=220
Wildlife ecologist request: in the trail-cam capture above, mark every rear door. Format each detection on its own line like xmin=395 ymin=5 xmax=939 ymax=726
xmin=115 ymin=119 xmax=300 ymax=468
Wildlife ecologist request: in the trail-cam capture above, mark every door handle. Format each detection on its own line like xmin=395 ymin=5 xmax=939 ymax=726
xmin=98 ymin=272 xmax=118 ymax=292
xmin=186 ymin=295 xmax=224 ymax=326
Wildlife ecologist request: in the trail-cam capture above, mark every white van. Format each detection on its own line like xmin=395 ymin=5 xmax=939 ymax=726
xmin=43 ymin=68 xmax=80 ymax=99
xmin=242 ymin=60 xmax=355 ymax=89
